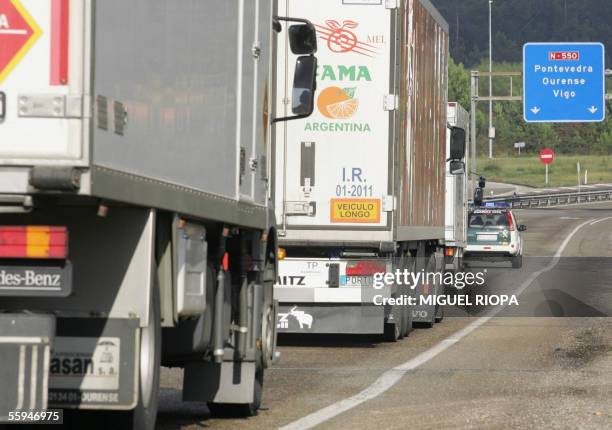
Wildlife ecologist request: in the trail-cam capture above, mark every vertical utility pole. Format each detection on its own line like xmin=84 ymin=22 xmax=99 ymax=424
xmin=471 ymin=71 xmax=479 ymax=192
xmin=488 ymin=0 xmax=493 ymax=159
xmin=455 ymin=4 xmax=459 ymax=43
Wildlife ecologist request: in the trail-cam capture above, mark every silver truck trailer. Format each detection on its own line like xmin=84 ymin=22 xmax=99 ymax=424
xmin=0 ymin=1 xmax=316 ymax=428
xmin=273 ymin=0 xmax=466 ymax=337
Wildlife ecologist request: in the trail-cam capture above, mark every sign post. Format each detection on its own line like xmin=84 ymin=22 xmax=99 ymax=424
xmin=524 ymin=43 xmax=606 ymax=123
xmin=577 ymin=161 xmax=581 ymax=192
xmin=514 ymin=142 xmax=525 ymax=156
xmin=540 ymin=149 xmax=555 ymax=186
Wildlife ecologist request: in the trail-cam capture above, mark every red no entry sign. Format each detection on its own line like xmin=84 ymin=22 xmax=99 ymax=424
xmin=539 ymin=149 xmax=555 ymax=165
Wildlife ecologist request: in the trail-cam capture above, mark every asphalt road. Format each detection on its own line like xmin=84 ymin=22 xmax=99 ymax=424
xmin=156 ymin=202 xmax=612 ymax=430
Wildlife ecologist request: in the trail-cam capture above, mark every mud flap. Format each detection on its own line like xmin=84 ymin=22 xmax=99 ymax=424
xmin=276 ymin=304 xmax=384 ymax=334
xmin=48 ymin=318 xmax=139 ymax=410
xmin=0 ymin=313 xmax=55 ymax=421
xmin=183 ymin=361 xmax=256 ymax=404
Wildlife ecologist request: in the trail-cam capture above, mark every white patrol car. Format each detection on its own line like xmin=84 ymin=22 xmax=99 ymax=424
xmin=465 ymin=203 xmax=527 ymax=268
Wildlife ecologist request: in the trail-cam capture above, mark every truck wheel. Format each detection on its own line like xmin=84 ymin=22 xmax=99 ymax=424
xmin=420 ymin=252 xmax=437 ymax=328
xmin=132 ymin=278 xmax=161 ymax=429
xmin=434 ymin=254 xmax=445 ymax=323
xmin=512 ymin=255 xmax=523 ymax=269
xmin=112 ymin=278 xmax=161 ymax=429
xmin=208 ymin=254 xmax=270 ymax=417
xmin=383 ymin=316 xmax=402 ymax=342
xmin=401 ymin=257 xmax=415 ymax=337
xmin=261 ymin=304 xmax=275 ymax=368
xmin=435 ymin=299 xmax=445 ymax=323
xmin=261 ymin=258 xmax=276 ymax=368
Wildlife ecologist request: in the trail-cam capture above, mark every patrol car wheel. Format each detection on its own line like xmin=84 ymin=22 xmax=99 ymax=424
xmin=512 ymin=255 xmax=523 ymax=269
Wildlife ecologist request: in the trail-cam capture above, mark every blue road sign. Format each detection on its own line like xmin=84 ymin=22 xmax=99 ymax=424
xmin=523 ymin=42 xmax=605 ymax=123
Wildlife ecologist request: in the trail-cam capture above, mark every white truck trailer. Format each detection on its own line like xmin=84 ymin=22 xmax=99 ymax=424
xmin=443 ymin=102 xmax=470 ymax=274
xmin=0 ymin=1 xmax=317 ymax=428
xmin=273 ymin=0 xmax=466 ymax=337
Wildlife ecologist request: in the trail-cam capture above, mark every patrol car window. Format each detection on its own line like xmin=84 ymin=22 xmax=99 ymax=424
xmin=469 ymin=213 xmax=509 ymax=229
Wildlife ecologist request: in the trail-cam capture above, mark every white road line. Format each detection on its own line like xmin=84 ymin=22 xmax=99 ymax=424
xmin=590 ymin=216 xmax=612 ymax=226
xmin=279 ymin=218 xmax=598 ymax=430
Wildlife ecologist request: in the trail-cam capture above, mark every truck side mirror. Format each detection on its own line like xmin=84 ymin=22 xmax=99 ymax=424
xmin=289 ymin=23 xmax=318 ymax=55
xmin=449 ymin=127 xmax=466 ymax=160
xmin=291 ymin=55 xmax=317 ymax=116
xmin=450 ymin=160 xmax=465 ymax=175
xmin=273 ymin=17 xmax=318 ymax=123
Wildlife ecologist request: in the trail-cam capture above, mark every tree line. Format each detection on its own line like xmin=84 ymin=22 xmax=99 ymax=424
xmin=435 ymin=0 xmax=612 ymax=155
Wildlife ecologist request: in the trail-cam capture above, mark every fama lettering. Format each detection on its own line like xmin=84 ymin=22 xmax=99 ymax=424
xmin=319 ymin=65 xmax=372 ymax=81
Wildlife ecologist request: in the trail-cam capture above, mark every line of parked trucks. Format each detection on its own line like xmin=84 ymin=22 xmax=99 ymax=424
xmin=0 ymin=0 xmax=470 ymax=428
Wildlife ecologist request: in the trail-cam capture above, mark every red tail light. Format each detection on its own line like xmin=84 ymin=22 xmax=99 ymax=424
xmin=346 ymin=260 xmax=386 ymax=276
xmin=505 ymin=212 xmax=515 ymax=231
xmin=0 ymin=226 xmax=68 ymax=259
xmin=445 ymin=247 xmax=455 ymax=257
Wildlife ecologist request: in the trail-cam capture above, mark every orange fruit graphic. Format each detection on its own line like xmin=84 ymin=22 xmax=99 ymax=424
xmin=317 ymin=86 xmax=359 ymax=119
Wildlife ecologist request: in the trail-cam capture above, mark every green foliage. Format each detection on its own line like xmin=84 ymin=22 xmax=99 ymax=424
xmin=433 ymin=1 xmax=612 ymax=157
xmin=447 ymin=59 xmax=612 ymax=156
xmin=448 ymin=58 xmax=470 ymax=108
xmin=431 ymin=0 xmax=612 ymax=67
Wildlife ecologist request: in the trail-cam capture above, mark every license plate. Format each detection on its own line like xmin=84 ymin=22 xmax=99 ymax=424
xmin=477 ymin=234 xmax=498 ymax=241
xmin=0 ymin=262 xmax=72 ymax=297
xmin=342 ymin=275 xmax=373 ymax=287
xmin=276 ymin=260 xmax=328 ymax=287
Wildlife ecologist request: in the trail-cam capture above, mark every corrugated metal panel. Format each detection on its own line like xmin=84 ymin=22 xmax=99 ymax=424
xmin=398 ymin=0 xmax=448 ymax=230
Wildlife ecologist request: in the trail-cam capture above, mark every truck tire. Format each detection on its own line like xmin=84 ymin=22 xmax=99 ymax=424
xmin=401 ymin=257 xmax=415 ymax=337
xmin=106 ymin=277 xmax=161 ymax=429
xmin=434 ymin=254 xmax=445 ymax=323
xmin=420 ymin=251 xmax=437 ymax=328
xmin=261 ymin=258 xmax=276 ymax=369
xmin=435 ymin=298 xmax=445 ymax=323
xmin=130 ymin=277 xmax=161 ymax=429
xmin=208 ymin=252 xmax=270 ymax=417
xmin=512 ymin=255 xmax=523 ymax=269
xmin=383 ymin=315 xmax=402 ymax=342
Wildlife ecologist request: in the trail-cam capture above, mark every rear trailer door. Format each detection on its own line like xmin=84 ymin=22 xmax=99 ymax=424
xmin=275 ymin=0 xmax=393 ymax=230
xmin=0 ymin=0 xmax=87 ymax=164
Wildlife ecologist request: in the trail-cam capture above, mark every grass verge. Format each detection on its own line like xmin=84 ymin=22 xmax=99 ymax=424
xmin=477 ymin=155 xmax=612 ymax=188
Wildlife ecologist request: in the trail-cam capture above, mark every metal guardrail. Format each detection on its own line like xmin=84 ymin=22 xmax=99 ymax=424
xmin=484 ymin=189 xmax=612 ymax=208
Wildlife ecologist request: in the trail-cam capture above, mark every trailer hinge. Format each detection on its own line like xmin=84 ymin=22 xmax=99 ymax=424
xmin=385 ymin=0 xmax=399 ymax=9
xmin=252 ymin=41 xmax=261 ymax=59
xmin=383 ymin=94 xmax=399 ymax=111
xmin=284 ymin=201 xmax=316 ymax=217
xmin=18 ymin=94 xmax=88 ymax=119
xmin=382 ymin=195 xmax=395 ymax=212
